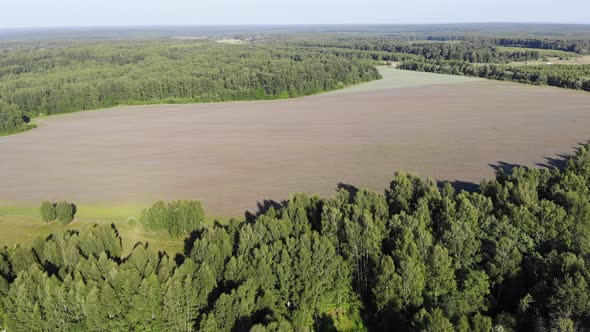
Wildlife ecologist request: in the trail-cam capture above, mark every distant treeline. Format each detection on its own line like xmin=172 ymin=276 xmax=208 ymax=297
xmin=0 ymin=41 xmax=380 ymax=134
xmin=3 ymin=144 xmax=590 ymax=330
xmin=290 ymin=38 xmax=545 ymax=63
xmin=487 ymin=37 xmax=590 ymax=55
xmin=400 ymin=60 xmax=590 ymax=91
xmin=285 ymin=35 xmax=590 ymax=92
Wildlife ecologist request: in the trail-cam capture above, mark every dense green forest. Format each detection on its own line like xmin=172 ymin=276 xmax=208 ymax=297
xmin=291 ymin=38 xmax=546 ymax=63
xmin=400 ymin=60 xmax=590 ymax=91
xmin=284 ymin=36 xmax=590 ymax=91
xmin=487 ymin=37 xmax=590 ymax=54
xmin=3 ymin=144 xmax=590 ymax=331
xmin=0 ymin=41 xmax=379 ymax=133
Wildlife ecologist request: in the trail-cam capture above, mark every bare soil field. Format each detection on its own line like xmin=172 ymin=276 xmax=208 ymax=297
xmin=1 ymin=78 xmax=589 ymax=216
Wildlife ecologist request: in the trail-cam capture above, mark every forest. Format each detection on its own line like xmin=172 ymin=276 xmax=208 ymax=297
xmin=0 ymin=40 xmax=379 ymax=133
xmin=291 ymin=38 xmax=546 ymax=63
xmin=2 ymin=143 xmax=590 ymax=331
xmin=400 ymin=60 xmax=590 ymax=91
xmin=284 ymin=35 xmax=590 ymax=91
xmin=487 ymin=37 xmax=590 ymax=54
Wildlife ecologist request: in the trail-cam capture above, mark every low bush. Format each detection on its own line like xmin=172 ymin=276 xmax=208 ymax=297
xmin=39 ymin=201 xmax=56 ymax=223
xmin=140 ymin=200 xmax=204 ymax=236
xmin=55 ymin=201 xmax=76 ymax=224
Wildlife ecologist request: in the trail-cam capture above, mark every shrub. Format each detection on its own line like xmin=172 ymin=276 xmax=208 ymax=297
xmin=140 ymin=200 xmax=204 ymax=236
xmin=40 ymin=201 xmax=56 ymax=223
xmin=55 ymin=201 xmax=75 ymax=224
xmin=0 ymin=100 xmax=28 ymax=134
xmin=127 ymin=217 xmax=137 ymax=226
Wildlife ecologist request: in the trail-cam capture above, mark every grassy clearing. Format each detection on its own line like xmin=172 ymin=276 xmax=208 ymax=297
xmin=0 ymin=203 xmax=233 ymax=255
xmin=496 ymin=46 xmax=579 ymax=58
xmin=508 ymin=55 xmax=590 ymax=66
xmin=326 ymin=66 xmax=480 ymax=95
xmin=0 ymin=124 xmax=37 ymax=137
xmin=495 ymin=46 xmax=590 ymax=66
xmin=409 ymin=40 xmax=462 ymax=44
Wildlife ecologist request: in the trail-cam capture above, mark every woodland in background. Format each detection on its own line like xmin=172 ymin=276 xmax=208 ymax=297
xmin=400 ymin=60 xmax=590 ymax=91
xmin=0 ymin=41 xmax=380 ymax=133
xmin=2 ymin=144 xmax=590 ymax=331
xmin=286 ymin=36 xmax=590 ymax=92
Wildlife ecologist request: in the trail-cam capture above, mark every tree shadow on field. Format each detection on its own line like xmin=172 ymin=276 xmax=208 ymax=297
xmin=489 ymin=161 xmax=521 ymax=175
xmin=244 ymin=199 xmax=287 ymax=223
xmin=337 ymin=182 xmax=359 ymax=197
xmin=437 ymin=180 xmax=480 ymax=193
xmin=490 ymin=141 xmax=590 ymax=176
xmin=336 ymin=182 xmax=359 ymax=204
xmin=535 ymin=154 xmax=570 ymax=171
xmin=533 ymin=141 xmax=590 ymax=172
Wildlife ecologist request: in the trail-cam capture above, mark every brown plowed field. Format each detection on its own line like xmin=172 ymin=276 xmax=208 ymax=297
xmin=1 ymin=80 xmax=589 ymax=216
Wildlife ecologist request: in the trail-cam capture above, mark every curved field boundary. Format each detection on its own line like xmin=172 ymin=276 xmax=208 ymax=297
xmin=325 ymin=67 xmax=481 ymax=95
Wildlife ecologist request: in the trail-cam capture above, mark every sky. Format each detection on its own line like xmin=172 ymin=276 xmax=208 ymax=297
xmin=0 ymin=0 xmax=588 ymax=28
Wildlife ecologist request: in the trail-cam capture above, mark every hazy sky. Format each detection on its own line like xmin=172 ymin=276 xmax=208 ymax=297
xmin=0 ymin=0 xmax=588 ymax=28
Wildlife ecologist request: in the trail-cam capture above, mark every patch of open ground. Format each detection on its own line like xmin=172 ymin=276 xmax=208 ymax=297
xmin=496 ymin=46 xmax=579 ymax=58
xmin=0 ymin=203 xmax=230 ymax=255
xmin=0 ymin=69 xmax=589 ymax=222
xmin=0 ymin=206 xmax=183 ymax=255
xmin=328 ymin=67 xmax=480 ymax=94
xmin=216 ymin=38 xmax=245 ymax=44
xmin=509 ymin=56 xmax=590 ymax=66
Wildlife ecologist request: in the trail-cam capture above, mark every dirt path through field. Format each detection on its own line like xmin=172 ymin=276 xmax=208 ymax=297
xmin=1 ymin=79 xmax=589 ymax=216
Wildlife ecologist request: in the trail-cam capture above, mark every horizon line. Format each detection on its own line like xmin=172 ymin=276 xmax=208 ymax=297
xmin=2 ymin=21 xmax=590 ymax=31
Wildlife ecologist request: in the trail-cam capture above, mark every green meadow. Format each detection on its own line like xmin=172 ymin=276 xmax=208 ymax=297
xmin=0 ymin=202 xmax=231 ymax=255
xmin=327 ymin=66 xmax=480 ymax=94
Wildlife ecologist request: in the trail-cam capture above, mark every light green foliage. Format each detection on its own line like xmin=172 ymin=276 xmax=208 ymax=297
xmin=0 ymin=99 xmax=31 ymax=135
xmin=343 ymin=210 xmax=383 ymax=297
xmin=549 ymin=273 xmax=590 ymax=320
xmin=471 ymin=313 xmax=493 ymax=332
xmin=373 ymin=255 xmax=402 ymax=311
xmin=398 ymin=256 xmax=426 ymax=308
xmin=141 ymin=200 xmax=204 ymax=236
xmin=190 ymin=227 xmax=233 ymax=278
xmin=385 ymin=170 xmax=440 ymax=215
xmin=453 ymin=270 xmax=491 ymax=316
xmin=39 ymin=201 xmax=56 ymax=223
xmin=412 ymin=308 xmax=454 ymax=332
xmin=436 ymin=194 xmax=481 ymax=271
xmin=55 ymin=201 xmax=75 ymax=224
xmin=426 ymin=245 xmax=456 ymax=306
xmin=456 ymin=315 xmax=470 ymax=332
xmin=163 ymin=260 xmax=216 ymax=331
xmin=555 ymin=318 xmax=576 ymax=332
